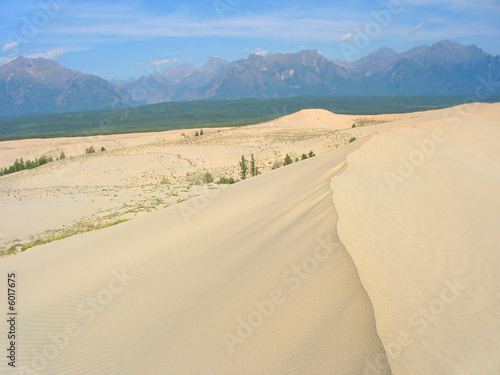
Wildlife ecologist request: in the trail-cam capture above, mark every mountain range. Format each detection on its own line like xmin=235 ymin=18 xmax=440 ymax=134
xmin=0 ymin=57 xmax=131 ymax=117
xmin=1 ymin=40 xmax=499 ymax=117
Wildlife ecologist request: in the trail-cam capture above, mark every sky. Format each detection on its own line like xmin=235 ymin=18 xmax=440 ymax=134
xmin=0 ymin=0 xmax=499 ymax=80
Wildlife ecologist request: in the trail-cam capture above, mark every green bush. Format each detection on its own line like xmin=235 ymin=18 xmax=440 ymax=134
xmin=100 ymin=146 xmax=106 ymax=152
xmin=301 ymin=153 xmax=308 ymax=160
xmin=217 ymin=176 xmax=237 ymax=184
xmin=308 ymin=150 xmax=315 ymax=157
xmin=200 ymin=129 xmax=204 ymax=135
xmin=59 ymin=151 xmax=66 ymax=159
xmin=283 ymin=154 xmax=293 ymax=166
xmin=349 ymin=137 xmax=356 ymax=143
xmin=203 ymin=172 xmax=214 ymax=183
xmin=85 ymin=146 xmax=95 ymax=154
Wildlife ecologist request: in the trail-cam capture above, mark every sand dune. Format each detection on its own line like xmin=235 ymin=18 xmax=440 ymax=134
xmin=0 ymin=137 xmax=391 ymax=374
xmin=332 ymin=102 xmax=500 ymax=374
xmin=0 ymin=103 xmax=499 ymax=374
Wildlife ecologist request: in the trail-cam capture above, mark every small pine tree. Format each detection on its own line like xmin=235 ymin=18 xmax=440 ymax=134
xmin=250 ymin=154 xmax=259 ymax=177
xmin=100 ymin=146 xmax=106 ymax=152
xmin=283 ymin=154 xmax=293 ymax=166
xmin=352 ymin=124 xmax=356 ymax=128
xmin=200 ymin=129 xmax=204 ymax=136
xmin=59 ymin=151 xmax=66 ymax=159
xmin=195 ymin=131 xmax=199 ymax=136
xmin=239 ymin=155 xmax=248 ymax=180
xmin=308 ymin=150 xmax=315 ymax=158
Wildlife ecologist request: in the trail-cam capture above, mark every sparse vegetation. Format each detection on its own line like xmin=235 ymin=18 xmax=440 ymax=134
xmin=0 ymin=155 xmax=54 ymax=176
xmin=217 ymin=176 xmax=237 ymax=184
xmin=271 ymin=160 xmax=282 ymax=170
xmin=301 ymin=153 xmax=308 ymax=160
xmin=239 ymin=155 xmax=248 ymax=180
xmin=349 ymin=137 xmax=357 ymax=143
xmin=85 ymin=146 xmax=95 ymax=154
xmin=203 ymin=172 xmax=214 ymax=183
xmin=1 ymin=218 xmax=131 ymax=255
xmin=283 ymin=154 xmax=293 ymax=166
xmin=100 ymin=146 xmax=106 ymax=152
xmin=59 ymin=151 xmax=66 ymax=159
xmin=200 ymin=128 xmax=204 ymax=135
xmin=195 ymin=131 xmax=199 ymax=136
xmin=250 ymin=154 xmax=259 ymax=177
xmin=308 ymin=150 xmax=315 ymax=157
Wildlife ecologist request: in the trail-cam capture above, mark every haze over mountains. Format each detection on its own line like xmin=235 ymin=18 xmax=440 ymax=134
xmin=0 ymin=57 xmax=132 ymax=117
xmin=1 ymin=40 xmax=499 ymax=117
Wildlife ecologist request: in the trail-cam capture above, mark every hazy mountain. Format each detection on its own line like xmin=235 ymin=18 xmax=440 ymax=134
xmin=1 ymin=41 xmax=498 ymax=118
xmin=123 ymin=57 xmax=230 ymax=104
xmin=121 ymin=41 xmax=500 ymax=103
xmin=0 ymin=56 xmax=131 ymax=117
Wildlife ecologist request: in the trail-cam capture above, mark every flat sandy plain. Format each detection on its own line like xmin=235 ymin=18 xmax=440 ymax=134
xmin=0 ymin=103 xmax=498 ymax=374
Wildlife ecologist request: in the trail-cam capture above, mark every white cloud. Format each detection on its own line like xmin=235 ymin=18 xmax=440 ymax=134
xmin=409 ymin=23 xmax=424 ymax=36
xmin=149 ymin=58 xmax=179 ymax=66
xmin=253 ymin=47 xmax=269 ymax=56
xmin=339 ymin=32 xmax=354 ymax=42
xmin=26 ymin=48 xmax=66 ymax=60
xmin=2 ymin=42 xmax=18 ymax=53
xmin=0 ymin=57 xmax=15 ymax=66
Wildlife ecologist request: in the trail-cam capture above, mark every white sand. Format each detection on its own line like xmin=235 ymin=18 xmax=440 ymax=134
xmin=0 ymin=137 xmax=390 ymax=374
xmin=0 ymin=103 xmax=498 ymax=374
xmin=332 ymin=102 xmax=500 ymax=374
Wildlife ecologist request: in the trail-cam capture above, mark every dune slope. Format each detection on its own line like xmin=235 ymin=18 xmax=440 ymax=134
xmin=0 ymin=137 xmax=390 ymax=374
xmin=331 ymin=103 xmax=500 ymax=374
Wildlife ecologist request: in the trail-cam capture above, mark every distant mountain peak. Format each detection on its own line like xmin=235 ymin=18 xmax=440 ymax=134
xmin=202 ymin=56 xmax=228 ymax=72
xmin=0 ymin=56 xmax=130 ymax=117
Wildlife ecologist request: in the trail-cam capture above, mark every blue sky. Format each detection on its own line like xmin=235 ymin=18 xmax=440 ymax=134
xmin=1 ymin=0 xmax=499 ymax=80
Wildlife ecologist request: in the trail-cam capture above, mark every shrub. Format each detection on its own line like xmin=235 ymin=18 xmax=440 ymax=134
xmin=217 ymin=176 xmax=237 ymax=184
xmin=349 ymin=137 xmax=356 ymax=143
xmin=352 ymin=124 xmax=356 ymax=128
xmin=200 ymin=129 xmax=204 ymax=135
xmin=203 ymin=172 xmax=214 ymax=183
xmin=308 ymin=150 xmax=315 ymax=157
xmin=283 ymin=154 xmax=293 ymax=166
xmin=59 ymin=151 xmax=66 ymax=159
xmin=301 ymin=153 xmax=308 ymax=160
xmin=85 ymin=146 xmax=95 ymax=154
xmin=100 ymin=146 xmax=106 ymax=152
xmin=195 ymin=131 xmax=199 ymax=136
xmin=271 ymin=160 xmax=282 ymax=170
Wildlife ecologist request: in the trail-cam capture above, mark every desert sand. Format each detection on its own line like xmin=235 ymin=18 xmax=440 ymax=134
xmin=0 ymin=103 xmax=498 ymax=374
